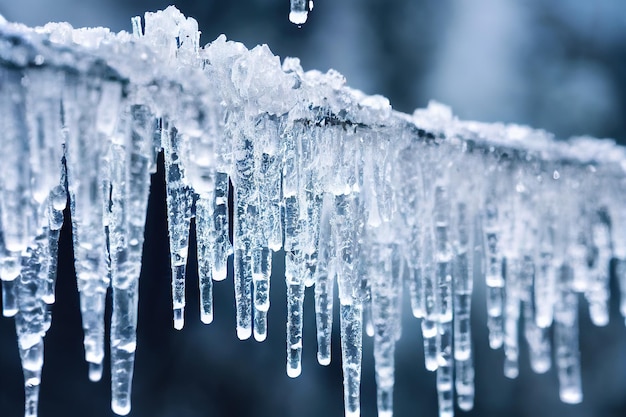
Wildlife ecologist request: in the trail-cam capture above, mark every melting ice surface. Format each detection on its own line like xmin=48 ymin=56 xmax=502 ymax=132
xmin=1 ymin=6 xmax=626 ymax=417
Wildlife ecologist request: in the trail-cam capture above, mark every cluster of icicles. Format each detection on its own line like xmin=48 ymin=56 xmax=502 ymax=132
xmin=1 ymin=6 xmax=626 ymax=417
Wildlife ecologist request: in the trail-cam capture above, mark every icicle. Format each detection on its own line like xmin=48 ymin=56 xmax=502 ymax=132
xmin=534 ymin=218 xmax=557 ymax=329
xmin=196 ymin=197 xmax=215 ymax=324
xmin=284 ymin=125 xmax=307 ymax=376
xmin=232 ymin=128 xmax=255 ymax=340
xmin=483 ymin=196 xmax=504 ymax=349
xmin=608 ymin=194 xmax=626 ymax=323
xmin=107 ymin=138 xmax=138 ymax=416
xmin=289 ymin=0 xmax=310 ymax=25
xmin=503 ymin=258 xmax=520 ymax=378
xmin=213 ymin=172 xmax=232 ymax=281
xmin=65 ymin=76 xmax=114 ymax=381
xmin=525 ymin=308 xmax=552 ymax=373
xmin=2 ymin=9 xmax=626 ymax=417
xmin=433 ymin=184 xmax=453 ymax=417
xmin=15 ymin=242 xmax=47 ymax=417
xmin=183 ymin=104 xmax=220 ymax=325
xmin=340 ymin=301 xmax=363 ymax=417
xmin=285 ymin=249 xmax=306 ymax=376
xmin=0 ymin=68 xmax=31 ymax=257
xmin=0 ymin=68 xmax=29 ymax=318
xmin=453 ymin=202 xmax=474 ymax=411
xmin=397 ymin=143 xmax=424 ymax=319
xmin=162 ymin=122 xmax=194 ymax=331
xmin=44 ymin=182 xmax=67 ymax=306
xmin=251 ymin=116 xmax=281 ymax=341
xmin=252 ymin=245 xmax=271 ymax=340
xmin=554 ymin=266 xmax=582 ymax=404
xmin=369 ymin=233 xmax=400 ymax=417
xmin=314 ymin=192 xmax=335 ymax=365
xmin=421 ymin=213 xmax=438 ymax=372
xmin=107 ymin=104 xmax=154 ymax=415
xmin=586 ymin=211 xmax=611 ymax=326
xmin=333 ymin=189 xmax=363 ymax=417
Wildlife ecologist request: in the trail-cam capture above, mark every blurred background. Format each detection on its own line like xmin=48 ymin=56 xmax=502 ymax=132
xmin=1 ymin=1 xmax=626 ymax=417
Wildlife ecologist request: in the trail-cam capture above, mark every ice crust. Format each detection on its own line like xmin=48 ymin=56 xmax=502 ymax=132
xmin=1 ymin=6 xmax=626 ymax=417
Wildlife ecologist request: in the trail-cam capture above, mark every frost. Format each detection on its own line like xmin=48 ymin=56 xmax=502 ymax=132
xmin=1 ymin=6 xmax=626 ymax=417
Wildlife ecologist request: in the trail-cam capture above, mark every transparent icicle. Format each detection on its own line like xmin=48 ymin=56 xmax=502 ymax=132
xmin=196 ymin=197 xmax=215 ymax=324
xmin=252 ymin=245 xmax=271 ymax=341
xmin=107 ymin=104 xmax=154 ymax=415
xmin=0 ymin=68 xmax=30 ymax=255
xmin=397 ymin=144 xmax=424 ymax=319
xmin=534 ymin=218 xmax=556 ymax=329
xmin=212 ymin=172 xmax=232 ymax=281
xmin=483 ymin=197 xmax=504 ymax=349
xmin=251 ymin=117 xmax=281 ymax=341
xmin=285 ymin=248 xmax=306 ymax=376
xmin=433 ymin=184 xmax=453 ymax=417
xmin=45 ymin=182 xmax=67 ymax=306
xmin=554 ymin=266 xmax=582 ymax=404
xmin=421 ymin=219 xmax=438 ymax=371
xmin=453 ymin=202 xmax=474 ymax=411
xmin=370 ymin=240 xmax=400 ymax=417
xmin=185 ymin=107 xmax=219 ymax=325
xmin=617 ymin=259 xmax=626 ymax=323
xmin=340 ymin=301 xmax=363 ymax=417
xmin=586 ymin=212 xmax=611 ymax=326
xmin=503 ymin=259 xmax=520 ymax=379
xmin=65 ymin=77 xmax=114 ymax=380
xmin=284 ymin=126 xmax=306 ymax=375
xmin=524 ymin=305 xmax=552 ymax=373
xmin=0 ymin=68 xmax=29 ymax=318
xmin=15 ymin=241 xmax=47 ymax=417
xmin=314 ymin=192 xmax=335 ymax=365
xmin=569 ymin=210 xmax=591 ymax=293
xmin=333 ymin=188 xmax=363 ymax=417
xmin=259 ymin=121 xmax=283 ymax=253
xmin=162 ymin=122 xmax=193 ymax=330
xmin=108 ymin=140 xmax=137 ymax=416
xmin=233 ymin=130 xmax=255 ymax=340
xmin=302 ymin=178 xmax=322 ymax=291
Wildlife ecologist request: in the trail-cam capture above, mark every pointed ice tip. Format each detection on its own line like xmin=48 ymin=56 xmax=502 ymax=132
xmin=112 ymin=401 xmax=131 ymax=416
xmin=458 ymin=398 xmax=474 ymax=411
xmin=236 ymin=326 xmax=252 ymax=340
xmin=173 ymin=308 xmax=185 ymax=330
xmin=88 ymin=362 xmax=103 ymax=382
xmin=425 ymin=357 xmax=438 ymax=372
xmin=253 ymin=330 xmax=267 ymax=342
xmin=317 ymin=355 xmax=331 ymax=366
xmin=200 ymin=312 xmax=213 ymax=325
xmin=531 ymin=359 xmax=551 ymax=374
xmin=42 ymin=293 xmax=55 ymax=304
xmin=289 ymin=11 xmax=308 ymax=25
xmin=286 ymin=364 xmax=301 ymax=378
xmin=561 ymin=389 xmax=582 ymax=404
